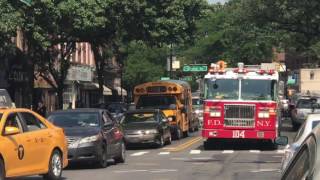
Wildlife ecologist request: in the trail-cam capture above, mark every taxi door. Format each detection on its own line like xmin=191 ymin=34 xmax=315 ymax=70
xmin=19 ymin=111 xmax=53 ymax=172
xmin=2 ymin=112 xmax=29 ymax=177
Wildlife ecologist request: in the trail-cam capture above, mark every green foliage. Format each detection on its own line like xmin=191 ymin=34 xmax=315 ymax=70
xmin=123 ymin=41 xmax=168 ymax=89
xmin=182 ymin=1 xmax=277 ymax=66
xmin=0 ymin=1 xmax=22 ymax=57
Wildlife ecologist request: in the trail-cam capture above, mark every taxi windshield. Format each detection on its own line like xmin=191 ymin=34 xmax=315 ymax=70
xmin=123 ymin=113 xmax=157 ymax=124
xmin=48 ymin=112 xmax=100 ymax=128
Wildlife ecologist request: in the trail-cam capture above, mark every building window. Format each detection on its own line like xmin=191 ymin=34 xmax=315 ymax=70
xmin=310 ymin=71 xmax=315 ymax=80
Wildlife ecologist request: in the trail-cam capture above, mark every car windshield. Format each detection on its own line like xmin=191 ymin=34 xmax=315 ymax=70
xmin=122 ymin=113 xmax=157 ymax=124
xmin=137 ymin=95 xmax=176 ymax=109
xmin=48 ymin=112 xmax=100 ymax=127
xmin=204 ymin=79 xmax=239 ymax=100
xmin=241 ymin=80 xmax=277 ymax=100
xmin=297 ymin=99 xmax=320 ymax=109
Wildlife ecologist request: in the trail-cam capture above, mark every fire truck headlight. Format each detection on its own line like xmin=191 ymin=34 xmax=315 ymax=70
xmin=210 ymin=111 xmax=221 ymax=117
xmin=258 ymin=112 xmax=270 ymax=118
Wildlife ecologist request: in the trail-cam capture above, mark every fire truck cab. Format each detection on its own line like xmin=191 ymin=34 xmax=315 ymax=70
xmin=202 ymin=62 xmax=281 ymax=149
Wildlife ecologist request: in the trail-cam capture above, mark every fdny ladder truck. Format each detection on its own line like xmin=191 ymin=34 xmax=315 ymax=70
xmin=202 ymin=61 xmax=281 ymax=149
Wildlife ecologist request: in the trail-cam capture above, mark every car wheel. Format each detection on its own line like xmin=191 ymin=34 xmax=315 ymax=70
xmin=175 ymin=128 xmax=182 ymax=140
xmin=97 ymin=145 xmax=108 ymax=168
xmin=115 ymin=141 xmax=126 ymax=163
xmin=0 ymin=159 xmax=5 ymax=180
xmin=157 ymin=135 xmax=165 ymax=147
xmin=166 ymin=135 xmax=172 ymax=145
xmin=43 ymin=150 xmax=62 ymax=180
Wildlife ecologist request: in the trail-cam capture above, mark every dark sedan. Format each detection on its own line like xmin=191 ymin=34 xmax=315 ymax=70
xmin=122 ymin=109 xmax=172 ymax=147
xmin=48 ymin=108 xmax=126 ymax=168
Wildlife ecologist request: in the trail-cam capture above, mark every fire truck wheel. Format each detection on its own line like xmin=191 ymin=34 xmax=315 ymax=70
xmin=203 ymin=141 xmax=210 ymax=150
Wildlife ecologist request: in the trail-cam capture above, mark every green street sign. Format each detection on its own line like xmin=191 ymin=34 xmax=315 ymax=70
xmin=161 ymin=77 xmax=170 ymax=80
xmin=180 ymin=76 xmax=192 ymax=81
xmin=20 ymin=0 xmax=32 ymax=6
xmin=183 ymin=64 xmax=208 ymax=72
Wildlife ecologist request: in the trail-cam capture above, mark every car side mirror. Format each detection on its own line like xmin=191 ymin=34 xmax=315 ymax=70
xmin=104 ymin=121 xmax=113 ymax=128
xmin=275 ymin=136 xmax=288 ymax=146
xmin=4 ymin=127 xmax=20 ymax=136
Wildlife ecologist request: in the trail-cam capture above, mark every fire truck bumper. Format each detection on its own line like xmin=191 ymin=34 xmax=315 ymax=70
xmin=202 ymin=129 xmax=277 ymax=140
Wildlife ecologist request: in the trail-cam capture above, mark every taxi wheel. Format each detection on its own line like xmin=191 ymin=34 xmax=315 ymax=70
xmin=43 ymin=150 xmax=62 ymax=180
xmin=0 ymin=159 xmax=5 ymax=180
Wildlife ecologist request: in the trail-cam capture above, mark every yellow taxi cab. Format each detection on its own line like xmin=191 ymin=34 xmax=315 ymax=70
xmin=0 ymin=108 xmax=68 ymax=180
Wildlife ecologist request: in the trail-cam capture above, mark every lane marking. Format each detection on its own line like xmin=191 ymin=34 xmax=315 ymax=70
xmin=159 ymin=152 xmax=170 ymax=155
xmin=249 ymin=150 xmax=260 ymax=153
xmin=171 ymin=157 xmax=189 ymax=161
xmin=222 ymin=150 xmax=234 ymax=154
xmin=277 ymin=150 xmax=285 ymax=154
xmin=114 ymin=169 xmax=177 ymax=174
xmin=190 ymin=150 xmax=201 ymax=154
xmin=249 ymin=169 xmax=280 ymax=173
xmin=167 ymin=137 xmax=202 ymax=152
xmin=130 ymin=151 xmax=149 ymax=157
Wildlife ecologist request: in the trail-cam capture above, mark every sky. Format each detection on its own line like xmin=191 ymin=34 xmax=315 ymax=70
xmin=208 ymin=0 xmax=228 ymax=4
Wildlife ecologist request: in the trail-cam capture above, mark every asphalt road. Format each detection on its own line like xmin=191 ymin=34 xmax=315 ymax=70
xmin=11 ymin=118 xmax=297 ymax=180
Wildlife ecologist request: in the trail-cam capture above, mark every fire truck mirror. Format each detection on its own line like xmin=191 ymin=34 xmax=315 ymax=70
xmin=275 ymin=136 xmax=288 ymax=146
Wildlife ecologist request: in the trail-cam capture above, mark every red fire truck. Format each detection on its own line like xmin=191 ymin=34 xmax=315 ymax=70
xmin=202 ymin=61 xmax=281 ymax=148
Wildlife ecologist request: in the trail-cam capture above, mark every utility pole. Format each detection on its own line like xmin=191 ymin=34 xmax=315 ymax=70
xmin=169 ymin=43 xmax=173 ymax=79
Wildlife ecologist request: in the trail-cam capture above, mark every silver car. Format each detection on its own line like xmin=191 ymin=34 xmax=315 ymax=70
xmin=281 ymin=114 xmax=320 ymax=170
xmin=291 ymin=97 xmax=320 ymax=129
xmin=278 ymin=123 xmax=320 ymax=179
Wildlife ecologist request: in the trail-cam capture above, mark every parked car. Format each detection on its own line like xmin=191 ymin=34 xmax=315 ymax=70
xmin=0 ymin=108 xmax=68 ymax=180
xmin=281 ymin=113 xmax=320 ymax=170
xmin=291 ymin=97 xmax=320 ymax=130
xmin=277 ymin=124 xmax=320 ymax=180
xmin=121 ymin=109 xmax=172 ymax=147
xmin=48 ymin=108 xmax=126 ymax=168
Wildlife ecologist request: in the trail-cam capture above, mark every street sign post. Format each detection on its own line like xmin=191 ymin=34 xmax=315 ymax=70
xmin=161 ymin=77 xmax=170 ymax=80
xmin=20 ymin=0 xmax=32 ymax=6
xmin=182 ymin=64 xmax=208 ymax=72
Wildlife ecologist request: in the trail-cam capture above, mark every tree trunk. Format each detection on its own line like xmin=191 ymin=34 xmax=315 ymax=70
xmin=57 ymin=87 xmax=64 ymax=109
xmin=92 ymin=44 xmax=105 ymax=104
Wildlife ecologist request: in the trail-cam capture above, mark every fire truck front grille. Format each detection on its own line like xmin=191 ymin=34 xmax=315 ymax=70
xmin=224 ymin=105 xmax=255 ymax=128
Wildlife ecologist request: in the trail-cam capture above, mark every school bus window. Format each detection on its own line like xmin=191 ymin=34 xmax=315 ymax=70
xmin=137 ymin=95 xmax=176 ymax=109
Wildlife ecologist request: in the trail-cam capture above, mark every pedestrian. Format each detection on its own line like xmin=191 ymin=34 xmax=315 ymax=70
xmin=36 ymin=101 xmax=47 ymax=117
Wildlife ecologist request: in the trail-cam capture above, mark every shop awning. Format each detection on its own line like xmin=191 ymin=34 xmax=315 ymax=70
xmin=93 ymin=83 xmax=112 ymax=95
xmin=115 ymin=87 xmax=127 ymax=96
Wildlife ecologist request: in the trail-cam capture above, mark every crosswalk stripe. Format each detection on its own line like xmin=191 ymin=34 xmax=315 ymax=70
xmin=130 ymin=151 xmax=149 ymax=157
xmin=222 ymin=150 xmax=234 ymax=154
xmin=249 ymin=150 xmax=260 ymax=153
xmin=159 ymin=152 xmax=170 ymax=155
xmin=190 ymin=150 xmax=201 ymax=154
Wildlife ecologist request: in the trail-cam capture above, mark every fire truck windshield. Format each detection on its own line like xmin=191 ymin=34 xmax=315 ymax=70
xmin=136 ymin=95 xmax=177 ymax=109
xmin=241 ymin=80 xmax=277 ymax=101
xmin=204 ymin=79 xmax=239 ymax=100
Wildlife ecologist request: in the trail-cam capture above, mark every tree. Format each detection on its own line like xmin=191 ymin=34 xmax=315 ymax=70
xmin=245 ymin=0 xmax=320 ymax=62
xmin=19 ymin=0 xmax=77 ymax=109
xmin=123 ymin=41 xmax=168 ymax=91
xmin=0 ymin=1 xmax=21 ymax=58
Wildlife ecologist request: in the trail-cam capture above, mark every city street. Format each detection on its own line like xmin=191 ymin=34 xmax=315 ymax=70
xmin=12 ymin=118 xmax=296 ymax=180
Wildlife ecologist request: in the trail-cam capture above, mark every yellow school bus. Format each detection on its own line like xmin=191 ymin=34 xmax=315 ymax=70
xmin=134 ymin=80 xmax=199 ymax=139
